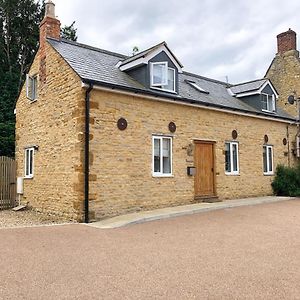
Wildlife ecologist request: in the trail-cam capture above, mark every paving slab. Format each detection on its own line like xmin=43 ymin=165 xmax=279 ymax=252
xmin=88 ymin=196 xmax=296 ymax=229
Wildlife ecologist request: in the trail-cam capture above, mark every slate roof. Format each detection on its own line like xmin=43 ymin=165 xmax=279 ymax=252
xmin=230 ymin=79 xmax=266 ymax=95
xmin=48 ymin=38 xmax=295 ymax=121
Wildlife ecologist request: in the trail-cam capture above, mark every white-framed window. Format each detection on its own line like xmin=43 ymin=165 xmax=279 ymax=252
xmin=26 ymin=74 xmax=38 ymax=101
xmin=24 ymin=147 xmax=34 ymax=178
xmin=263 ymin=145 xmax=273 ymax=175
xmin=152 ymin=136 xmax=172 ymax=177
xmin=261 ymin=93 xmax=275 ymax=112
xmin=225 ymin=142 xmax=239 ymax=175
xmin=165 ymin=68 xmax=175 ymax=91
xmin=150 ymin=62 xmax=176 ymax=93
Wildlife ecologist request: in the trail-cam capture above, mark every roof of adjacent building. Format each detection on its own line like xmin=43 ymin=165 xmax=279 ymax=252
xmin=48 ymin=38 xmax=295 ymax=121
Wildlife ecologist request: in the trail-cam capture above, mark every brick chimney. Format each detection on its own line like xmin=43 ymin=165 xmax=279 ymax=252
xmin=39 ymin=0 xmax=61 ymax=84
xmin=277 ymin=29 xmax=297 ymax=54
xmin=40 ymin=0 xmax=61 ymax=47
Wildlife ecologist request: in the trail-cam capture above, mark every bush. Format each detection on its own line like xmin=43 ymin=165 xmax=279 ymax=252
xmin=271 ymin=164 xmax=300 ymax=197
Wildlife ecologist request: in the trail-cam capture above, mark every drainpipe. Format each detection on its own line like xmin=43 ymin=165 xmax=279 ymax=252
xmin=84 ymin=84 xmax=93 ymax=223
xmin=286 ymin=124 xmax=290 ymax=167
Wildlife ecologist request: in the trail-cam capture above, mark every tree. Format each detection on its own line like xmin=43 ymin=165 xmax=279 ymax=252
xmin=61 ymin=21 xmax=77 ymax=42
xmin=0 ymin=0 xmax=44 ymax=157
xmin=0 ymin=0 xmax=78 ymax=157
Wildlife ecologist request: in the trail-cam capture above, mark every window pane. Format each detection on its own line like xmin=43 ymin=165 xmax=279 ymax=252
xmin=263 ymin=146 xmax=267 ymax=173
xmin=262 ymin=94 xmax=268 ymax=110
xmin=154 ymin=138 xmax=161 ymax=172
xmin=162 ymin=138 xmax=171 ymax=174
xmin=32 ymin=77 xmax=37 ymax=100
xmin=165 ymin=68 xmax=175 ymax=91
xmin=153 ymin=64 xmax=167 ymax=85
xmin=232 ymin=143 xmax=238 ymax=172
xmin=27 ymin=77 xmax=33 ymax=100
xmin=29 ymin=149 xmax=33 ymax=175
xmin=225 ymin=143 xmax=231 ymax=172
xmin=271 ymin=95 xmax=276 ymax=111
xmin=25 ymin=150 xmax=29 ymax=176
xmin=267 ymin=97 xmax=273 ymax=111
xmin=268 ymin=147 xmax=273 ymax=172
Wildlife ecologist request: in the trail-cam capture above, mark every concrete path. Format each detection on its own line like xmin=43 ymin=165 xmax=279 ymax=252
xmin=89 ymin=196 xmax=295 ymax=229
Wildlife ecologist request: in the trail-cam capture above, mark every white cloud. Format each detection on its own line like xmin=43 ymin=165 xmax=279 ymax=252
xmin=54 ymin=0 xmax=300 ymax=83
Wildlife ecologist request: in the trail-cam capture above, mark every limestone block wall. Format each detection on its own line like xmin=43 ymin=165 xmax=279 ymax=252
xmin=15 ymin=42 xmax=85 ymax=220
xmin=266 ymin=50 xmax=300 ymax=118
xmin=88 ymin=89 xmax=298 ymax=220
xmin=15 ymin=42 xmax=300 ymax=222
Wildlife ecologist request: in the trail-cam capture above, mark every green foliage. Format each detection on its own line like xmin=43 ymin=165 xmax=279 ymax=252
xmin=0 ymin=0 xmax=44 ymax=157
xmin=0 ymin=1 xmax=78 ymax=157
xmin=61 ymin=21 xmax=77 ymax=41
xmin=271 ymin=164 xmax=300 ymax=197
xmin=0 ymin=122 xmax=15 ymax=156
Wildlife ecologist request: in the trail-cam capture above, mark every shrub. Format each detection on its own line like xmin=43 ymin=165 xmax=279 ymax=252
xmin=271 ymin=164 xmax=300 ymax=197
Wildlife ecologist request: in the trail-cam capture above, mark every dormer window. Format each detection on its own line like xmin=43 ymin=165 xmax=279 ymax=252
xmin=150 ymin=62 xmax=175 ymax=93
xmin=151 ymin=62 xmax=168 ymax=86
xmin=262 ymin=93 xmax=275 ymax=112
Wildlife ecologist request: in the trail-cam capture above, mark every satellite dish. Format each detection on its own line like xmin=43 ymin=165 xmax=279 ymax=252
xmin=288 ymin=95 xmax=295 ymax=105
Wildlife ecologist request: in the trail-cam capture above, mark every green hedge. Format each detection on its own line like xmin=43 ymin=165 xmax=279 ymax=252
xmin=271 ymin=164 xmax=300 ymax=197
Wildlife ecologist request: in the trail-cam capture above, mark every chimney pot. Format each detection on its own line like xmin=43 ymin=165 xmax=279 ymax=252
xmin=277 ymin=29 xmax=297 ymax=54
xmin=45 ymin=0 xmax=56 ymax=18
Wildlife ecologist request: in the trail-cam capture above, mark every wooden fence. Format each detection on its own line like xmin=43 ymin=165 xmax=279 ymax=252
xmin=0 ymin=156 xmax=16 ymax=210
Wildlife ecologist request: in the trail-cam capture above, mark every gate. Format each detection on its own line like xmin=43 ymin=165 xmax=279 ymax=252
xmin=0 ymin=156 xmax=16 ymax=210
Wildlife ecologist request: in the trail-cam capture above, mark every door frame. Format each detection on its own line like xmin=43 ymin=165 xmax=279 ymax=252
xmin=193 ymin=140 xmax=217 ymax=198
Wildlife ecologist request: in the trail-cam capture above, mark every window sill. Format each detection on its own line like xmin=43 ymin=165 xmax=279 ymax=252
xmin=27 ymin=98 xmax=37 ymax=103
xmin=24 ymin=176 xmax=34 ymax=179
xmin=262 ymin=109 xmax=275 ymax=114
xmin=225 ymin=172 xmax=240 ymax=176
xmin=263 ymin=173 xmax=274 ymax=176
xmin=150 ymin=87 xmax=177 ymax=94
xmin=152 ymin=174 xmax=174 ymax=178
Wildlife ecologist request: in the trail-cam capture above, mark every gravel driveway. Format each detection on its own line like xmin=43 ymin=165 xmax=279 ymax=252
xmin=0 ymin=200 xmax=299 ymax=299
xmin=0 ymin=209 xmax=74 ymax=228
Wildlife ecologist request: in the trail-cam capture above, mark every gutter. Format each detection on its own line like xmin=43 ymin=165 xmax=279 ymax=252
xmin=84 ymin=84 xmax=93 ymax=223
xmin=81 ymin=79 xmax=298 ymax=124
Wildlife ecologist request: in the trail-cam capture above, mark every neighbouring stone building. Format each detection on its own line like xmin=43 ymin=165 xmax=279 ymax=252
xmin=266 ymin=29 xmax=300 ymax=118
xmin=15 ymin=1 xmax=300 ymax=222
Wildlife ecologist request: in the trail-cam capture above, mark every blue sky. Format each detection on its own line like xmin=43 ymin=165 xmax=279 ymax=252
xmin=55 ymin=0 xmax=300 ymax=84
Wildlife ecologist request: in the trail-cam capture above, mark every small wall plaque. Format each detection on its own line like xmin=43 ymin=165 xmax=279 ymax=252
xmin=264 ymin=135 xmax=269 ymax=144
xmin=168 ymin=122 xmax=176 ymax=133
xmin=187 ymin=143 xmax=194 ymax=156
xmin=283 ymin=138 xmax=287 ymax=146
xmin=117 ymin=118 xmax=127 ymax=130
xmin=232 ymin=130 xmax=238 ymax=140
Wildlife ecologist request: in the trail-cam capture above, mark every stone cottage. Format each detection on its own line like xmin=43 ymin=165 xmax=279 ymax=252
xmin=15 ymin=1 xmax=299 ymax=222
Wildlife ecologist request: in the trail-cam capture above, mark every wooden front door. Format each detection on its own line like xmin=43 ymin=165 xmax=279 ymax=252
xmin=194 ymin=141 xmax=215 ymax=198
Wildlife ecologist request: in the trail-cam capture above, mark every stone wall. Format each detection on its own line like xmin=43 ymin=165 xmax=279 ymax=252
xmin=266 ymin=50 xmax=300 ymax=119
xmin=15 ymin=42 xmax=299 ymax=222
xmin=88 ymin=89 xmax=298 ymax=220
xmin=15 ymin=42 xmax=85 ymax=221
